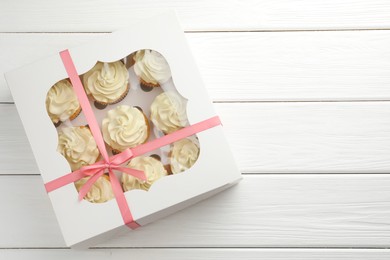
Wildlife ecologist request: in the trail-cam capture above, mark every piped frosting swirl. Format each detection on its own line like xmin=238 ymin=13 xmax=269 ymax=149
xmin=133 ymin=50 xmax=171 ymax=85
xmin=46 ymin=79 xmax=80 ymax=123
xmin=170 ymin=138 xmax=200 ymax=174
xmin=150 ymin=92 xmax=188 ymax=134
xmin=122 ymin=156 xmax=168 ymax=191
xmin=83 ymin=61 xmax=129 ymax=104
xmin=57 ymin=126 xmax=100 ymax=171
xmin=102 ymin=105 xmax=149 ymax=152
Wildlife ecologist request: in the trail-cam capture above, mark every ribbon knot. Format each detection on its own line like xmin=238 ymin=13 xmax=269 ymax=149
xmin=76 ymin=148 xmax=146 ymax=202
xmin=105 ymin=162 xmax=112 ymax=169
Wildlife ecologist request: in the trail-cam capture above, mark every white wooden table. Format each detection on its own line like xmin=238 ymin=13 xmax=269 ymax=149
xmin=1 ymin=1 xmax=390 ymax=259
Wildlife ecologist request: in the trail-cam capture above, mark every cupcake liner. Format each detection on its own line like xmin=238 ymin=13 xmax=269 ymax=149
xmin=142 ymin=112 xmax=151 ymax=141
xmin=165 ymin=164 xmax=172 ymax=175
xmin=69 ymin=105 xmax=82 ymax=121
xmin=111 ymin=148 xmax=121 ymax=155
xmin=140 ymin=83 xmax=154 ymax=92
xmin=126 ymin=53 xmax=136 ymax=69
xmin=93 ymin=83 xmax=130 ymax=106
xmin=140 ymin=78 xmax=160 ymax=89
xmin=93 ymin=101 xmax=108 ymax=110
xmin=54 ymin=120 xmax=62 ymax=128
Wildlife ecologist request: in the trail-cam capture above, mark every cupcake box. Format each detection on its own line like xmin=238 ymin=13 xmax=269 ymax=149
xmin=5 ymin=12 xmax=242 ymax=248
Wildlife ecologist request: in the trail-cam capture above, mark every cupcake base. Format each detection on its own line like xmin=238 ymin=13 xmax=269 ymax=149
xmin=126 ymin=53 xmax=136 ymax=69
xmin=165 ymin=164 xmax=172 ymax=175
xmin=140 ymin=83 xmax=154 ymax=92
xmin=140 ymin=78 xmax=160 ymax=89
xmin=69 ymin=106 xmax=82 ymax=121
xmin=52 ymin=105 xmax=81 ymax=127
xmin=111 ymin=148 xmax=121 ymax=155
xmin=94 ymin=101 xmax=108 ymax=110
xmin=92 ymin=83 xmax=130 ymax=106
xmin=53 ymin=120 xmax=62 ymax=128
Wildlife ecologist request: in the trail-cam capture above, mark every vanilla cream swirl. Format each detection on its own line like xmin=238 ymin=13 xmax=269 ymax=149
xmin=83 ymin=61 xmax=129 ymax=103
xmin=122 ymin=156 xmax=168 ymax=191
xmin=46 ymin=79 xmax=80 ymax=123
xmin=133 ymin=50 xmax=172 ymax=85
xmin=102 ymin=105 xmax=149 ymax=151
xmin=75 ymin=176 xmax=114 ymax=203
xmin=170 ymin=138 xmax=200 ymax=174
xmin=150 ymin=92 xmax=188 ymax=134
xmin=57 ymin=126 xmax=100 ymax=171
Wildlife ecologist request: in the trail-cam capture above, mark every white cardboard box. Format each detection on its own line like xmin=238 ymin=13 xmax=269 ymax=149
xmin=5 ymin=12 xmax=242 ymax=248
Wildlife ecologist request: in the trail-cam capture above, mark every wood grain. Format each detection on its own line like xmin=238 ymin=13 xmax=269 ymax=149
xmin=2 ymin=31 xmax=390 ymax=102
xmin=2 ymin=0 xmax=390 ymax=255
xmin=1 ymin=249 xmax=390 ymax=259
xmin=1 ymin=175 xmax=390 ymax=248
xmin=1 ymin=0 xmax=390 ymax=32
xmin=2 ymin=102 xmax=390 ymax=174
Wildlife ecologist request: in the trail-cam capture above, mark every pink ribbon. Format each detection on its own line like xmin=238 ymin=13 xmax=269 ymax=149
xmin=45 ymin=49 xmax=222 ymax=229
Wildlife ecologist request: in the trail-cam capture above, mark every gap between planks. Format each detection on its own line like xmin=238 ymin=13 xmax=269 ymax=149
xmin=3 ymin=28 xmax=390 ymax=33
xmin=1 ymin=248 xmax=390 ymax=260
xmin=0 ymin=247 xmax=389 ymax=249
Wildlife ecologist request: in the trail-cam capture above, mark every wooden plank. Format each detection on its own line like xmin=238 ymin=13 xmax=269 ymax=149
xmin=1 ymin=101 xmax=390 ymax=175
xmin=1 ymin=174 xmax=390 ymax=248
xmin=1 ymin=0 xmax=390 ymax=32
xmin=0 ymin=104 xmax=38 ymax=174
xmin=2 ymin=31 xmax=390 ymax=102
xmin=1 ymin=249 xmax=390 ymax=259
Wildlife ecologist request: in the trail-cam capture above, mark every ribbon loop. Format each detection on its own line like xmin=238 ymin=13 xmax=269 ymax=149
xmin=78 ymin=170 xmax=105 ymax=201
xmin=110 ymin=149 xmax=134 ymax=165
xmin=117 ymin=167 xmax=147 ymax=181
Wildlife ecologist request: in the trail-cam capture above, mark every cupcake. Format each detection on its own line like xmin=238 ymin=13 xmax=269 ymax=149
xmin=170 ymin=138 xmax=200 ymax=174
xmin=150 ymin=92 xmax=188 ymax=134
xmin=75 ymin=175 xmax=114 ymax=203
xmin=122 ymin=156 xmax=168 ymax=191
xmin=46 ymin=79 xmax=81 ymax=125
xmin=133 ymin=50 xmax=172 ymax=89
xmin=83 ymin=61 xmax=129 ymax=106
xmin=57 ymin=126 xmax=100 ymax=171
xmin=102 ymin=105 xmax=150 ymax=154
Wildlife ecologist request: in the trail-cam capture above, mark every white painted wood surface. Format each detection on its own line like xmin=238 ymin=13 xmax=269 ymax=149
xmin=1 ymin=0 xmax=390 ymax=259
xmin=2 ymin=175 xmax=390 ymax=248
xmin=2 ymin=31 xmax=390 ymax=102
xmin=2 ymin=102 xmax=390 ymax=174
xmin=1 ymin=0 xmax=390 ymax=32
xmin=1 ymin=249 xmax=390 ymax=259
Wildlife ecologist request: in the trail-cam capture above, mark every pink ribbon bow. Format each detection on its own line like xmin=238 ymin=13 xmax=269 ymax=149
xmin=44 ymin=49 xmax=222 ymax=229
xmin=73 ymin=148 xmax=145 ymax=202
